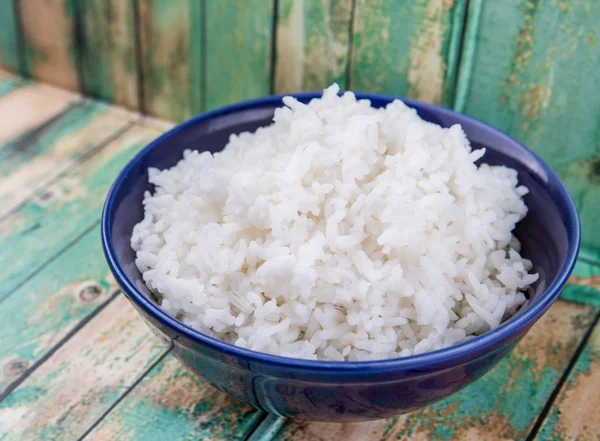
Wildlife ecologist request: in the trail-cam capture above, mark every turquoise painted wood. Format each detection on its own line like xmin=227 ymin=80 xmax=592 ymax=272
xmin=456 ymin=0 xmax=600 ymax=259
xmin=0 ymin=0 xmax=20 ymax=73
xmin=0 ymin=2 xmax=598 ymax=439
xmin=79 ymin=0 xmax=139 ymax=109
xmin=0 ymin=123 xmax=158 ymax=301
xmin=86 ymin=354 xmax=265 ymax=441
xmin=19 ymin=0 xmax=79 ymax=91
xmin=137 ymin=0 xmax=203 ymax=120
xmin=0 ymin=101 xmax=134 ymax=218
xmin=275 ymin=0 xmax=354 ymax=93
xmin=537 ymin=314 xmax=600 ymax=440
xmin=205 ymin=0 xmax=274 ymax=110
xmin=0 ymin=295 xmax=166 ymax=441
xmin=350 ymin=0 xmax=467 ymax=106
xmin=0 ymin=225 xmax=115 ymax=393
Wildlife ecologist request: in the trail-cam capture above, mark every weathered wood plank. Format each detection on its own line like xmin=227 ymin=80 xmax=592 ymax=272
xmin=536 ymin=315 xmax=600 ymax=441
xmin=205 ymin=0 xmax=273 ymax=110
xmin=0 ymin=225 xmax=116 ymax=393
xmin=138 ymin=0 xmax=203 ymax=121
xmin=0 ymin=78 xmax=20 ymax=98
xmin=86 ymin=354 xmax=264 ymax=441
xmin=0 ymin=295 xmax=166 ymax=441
xmin=456 ymin=0 xmax=600 ymax=256
xmin=275 ymin=0 xmax=353 ymax=93
xmin=0 ymin=102 xmax=134 ymax=218
xmin=250 ymin=299 xmax=597 ymax=441
xmin=19 ymin=0 xmax=79 ymax=91
xmin=0 ymin=0 xmax=21 ymax=73
xmin=0 ymin=123 xmax=161 ymax=301
xmin=79 ymin=0 xmax=139 ymax=109
xmin=30 ymin=80 xmax=83 ymax=102
xmin=563 ymin=260 xmax=600 ymax=306
xmin=350 ymin=0 xmax=467 ymax=105
xmin=0 ymin=84 xmax=72 ymax=145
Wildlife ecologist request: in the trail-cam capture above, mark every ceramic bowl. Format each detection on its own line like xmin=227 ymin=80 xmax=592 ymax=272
xmin=102 ymin=92 xmax=579 ymax=421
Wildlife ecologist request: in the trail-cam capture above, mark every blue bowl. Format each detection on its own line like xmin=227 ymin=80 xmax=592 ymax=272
xmin=101 ymin=92 xmax=580 ymax=422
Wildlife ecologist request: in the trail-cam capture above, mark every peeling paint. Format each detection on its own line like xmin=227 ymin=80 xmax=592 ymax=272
xmin=408 ymin=0 xmax=450 ymax=104
xmin=275 ymin=0 xmax=306 ymax=93
xmin=85 ymin=355 xmax=262 ymax=441
xmin=518 ymin=83 xmax=550 ymax=119
xmin=538 ymin=323 xmax=600 ymax=440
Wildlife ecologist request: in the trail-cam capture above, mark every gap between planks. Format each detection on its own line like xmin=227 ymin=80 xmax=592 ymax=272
xmin=76 ymin=347 xmax=174 ymax=441
xmin=0 ymin=80 xmax=173 ymax=307
xmin=0 ymin=286 xmax=121 ymax=402
xmin=525 ymin=310 xmax=600 ymax=441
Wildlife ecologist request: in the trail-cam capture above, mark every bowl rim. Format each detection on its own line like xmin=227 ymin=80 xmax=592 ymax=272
xmin=101 ymin=91 xmax=580 ymax=373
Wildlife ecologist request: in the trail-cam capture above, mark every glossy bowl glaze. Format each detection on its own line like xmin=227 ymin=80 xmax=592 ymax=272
xmin=102 ymin=92 xmax=580 ymax=422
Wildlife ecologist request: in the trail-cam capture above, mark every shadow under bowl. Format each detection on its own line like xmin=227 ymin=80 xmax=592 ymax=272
xmin=101 ymin=92 xmax=580 ymax=422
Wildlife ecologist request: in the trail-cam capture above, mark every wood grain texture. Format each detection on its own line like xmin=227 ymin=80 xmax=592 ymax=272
xmin=0 ymin=102 xmax=133 ymax=218
xmin=19 ymin=0 xmax=79 ymax=91
xmin=86 ymin=354 xmax=264 ymax=441
xmin=563 ymin=260 xmax=600 ymax=306
xmin=0 ymin=84 xmax=72 ymax=145
xmin=0 ymin=0 xmax=21 ymax=73
xmin=536 ymin=316 xmax=600 ymax=441
xmin=137 ymin=0 xmax=203 ymax=121
xmin=0 ymin=295 xmax=166 ymax=441
xmin=0 ymin=123 xmax=160 ymax=301
xmin=205 ymin=0 xmax=274 ymax=110
xmin=457 ymin=0 xmax=600 ymax=256
xmin=246 ymin=300 xmax=598 ymax=441
xmin=350 ymin=0 xmax=467 ymax=105
xmin=275 ymin=0 xmax=353 ymax=93
xmin=0 ymin=225 xmax=116 ymax=393
xmin=79 ymin=0 xmax=139 ymax=109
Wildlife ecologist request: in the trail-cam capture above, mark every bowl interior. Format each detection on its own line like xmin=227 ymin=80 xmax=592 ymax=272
xmin=106 ymin=94 xmax=575 ymax=330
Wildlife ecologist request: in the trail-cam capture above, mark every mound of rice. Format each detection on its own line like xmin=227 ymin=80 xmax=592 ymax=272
xmin=131 ymin=84 xmax=538 ymax=361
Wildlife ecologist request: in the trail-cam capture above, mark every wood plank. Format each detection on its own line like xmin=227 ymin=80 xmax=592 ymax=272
xmin=251 ymin=299 xmax=597 ymax=441
xmin=350 ymin=0 xmax=467 ymax=105
xmin=86 ymin=354 xmax=264 ymax=441
xmin=456 ymin=0 xmax=600 ymax=256
xmin=0 ymin=225 xmax=116 ymax=393
xmin=0 ymin=0 xmax=21 ymax=73
xmin=138 ymin=0 xmax=203 ymax=121
xmin=0 ymin=69 xmax=16 ymax=81
xmin=0 ymin=123 xmax=161 ymax=301
xmin=0 ymin=295 xmax=166 ymax=441
xmin=205 ymin=0 xmax=273 ymax=110
xmin=0 ymin=78 xmax=20 ymax=98
xmin=536 ymin=316 xmax=600 ymax=441
xmin=0 ymin=102 xmax=134 ymax=218
xmin=79 ymin=0 xmax=139 ymax=109
xmin=563 ymin=260 xmax=600 ymax=306
xmin=19 ymin=0 xmax=79 ymax=91
xmin=0 ymin=84 xmax=72 ymax=145
xmin=275 ymin=0 xmax=353 ymax=93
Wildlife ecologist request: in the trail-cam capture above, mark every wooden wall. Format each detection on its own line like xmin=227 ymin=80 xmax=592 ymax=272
xmin=0 ymin=0 xmax=599 ymax=257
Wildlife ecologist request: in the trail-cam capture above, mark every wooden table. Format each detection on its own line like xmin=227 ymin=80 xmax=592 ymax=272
xmin=0 ymin=70 xmax=598 ymax=441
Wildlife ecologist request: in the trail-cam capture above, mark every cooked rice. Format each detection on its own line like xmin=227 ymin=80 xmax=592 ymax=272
xmin=131 ymin=84 xmax=538 ymax=361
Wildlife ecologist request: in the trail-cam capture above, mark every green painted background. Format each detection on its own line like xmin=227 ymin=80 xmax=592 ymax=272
xmin=1 ymin=0 xmax=597 ymax=270
xmin=0 ymin=0 xmax=598 ymax=263
xmin=0 ymin=0 xmax=600 ymax=268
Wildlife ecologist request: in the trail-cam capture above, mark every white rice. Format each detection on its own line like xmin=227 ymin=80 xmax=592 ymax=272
xmin=131 ymin=84 xmax=538 ymax=361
